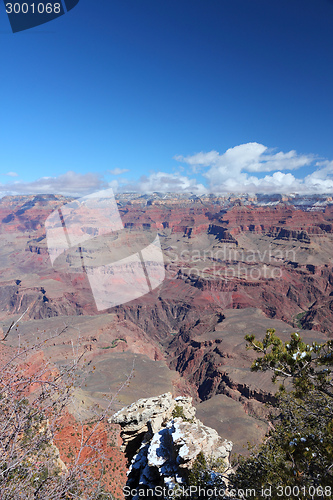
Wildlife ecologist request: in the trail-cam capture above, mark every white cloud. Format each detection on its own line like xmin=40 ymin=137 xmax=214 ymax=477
xmin=176 ymin=143 xmax=314 ymax=177
xmin=303 ymin=161 xmax=333 ymax=193
xmin=175 ymin=142 xmax=328 ymax=194
xmin=197 ymin=168 xmax=333 ymax=195
xmin=174 ymin=150 xmax=220 ymax=168
xmin=5 ymin=172 xmax=18 ymax=177
xmin=127 ymin=172 xmax=207 ymax=194
xmin=109 ymin=168 xmax=129 ymax=175
xmin=0 ymin=171 xmax=107 ymax=198
xmin=1 ymin=146 xmax=332 ymax=198
xmin=0 ymin=170 xmax=206 ymax=198
xmin=257 ymin=150 xmax=314 ymax=172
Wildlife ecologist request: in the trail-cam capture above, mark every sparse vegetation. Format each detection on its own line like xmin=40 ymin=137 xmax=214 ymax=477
xmin=294 ymin=311 xmax=307 ymax=329
xmin=172 ymin=404 xmax=194 ymax=423
xmin=100 ymin=338 xmax=127 ymax=350
xmin=0 ymin=324 xmax=132 ymax=499
xmin=172 ymin=404 xmax=186 ymax=419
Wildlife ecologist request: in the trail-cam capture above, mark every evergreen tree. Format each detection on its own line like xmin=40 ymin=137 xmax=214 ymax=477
xmin=231 ymin=329 xmax=333 ymax=499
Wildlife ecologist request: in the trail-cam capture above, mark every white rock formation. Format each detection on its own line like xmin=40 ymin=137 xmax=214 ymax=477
xmin=111 ymin=392 xmax=195 ymax=455
xmin=109 ymin=393 xmax=232 ymax=497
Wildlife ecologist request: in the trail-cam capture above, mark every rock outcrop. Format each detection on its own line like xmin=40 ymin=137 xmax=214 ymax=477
xmin=110 ymin=393 xmax=232 ymax=497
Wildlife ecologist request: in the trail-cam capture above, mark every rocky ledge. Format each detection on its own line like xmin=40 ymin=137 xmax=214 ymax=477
xmin=110 ymin=393 xmax=232 ymax=497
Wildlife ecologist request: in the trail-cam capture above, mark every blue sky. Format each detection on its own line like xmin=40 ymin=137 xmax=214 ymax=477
xmin=0 ymin=0 xmax=332 ymax=195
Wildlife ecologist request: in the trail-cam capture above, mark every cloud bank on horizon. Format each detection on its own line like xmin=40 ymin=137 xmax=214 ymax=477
xmin=174 ymin=142 xmax=333 ymax=195
xmin=1 ymin=143 xmax=333 ymax=197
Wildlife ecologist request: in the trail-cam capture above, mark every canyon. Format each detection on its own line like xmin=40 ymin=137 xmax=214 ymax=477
xmin=0 ymin=192 xmax=332 ymax=493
